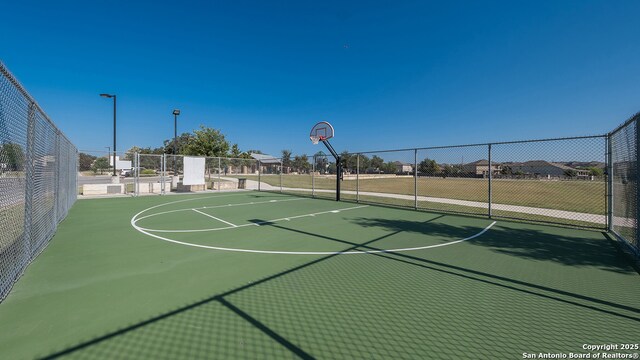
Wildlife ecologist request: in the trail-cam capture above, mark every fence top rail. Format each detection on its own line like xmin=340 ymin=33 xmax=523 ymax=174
xmin=609 ymin=111 xmax=640 ymax=136
xmin=163 ymin=155 xmax=265 ymax=162
xmin=0 ymin=61 xmax=74 ymax=145
xmin=349 ymin=134 xmax=607 ymax=155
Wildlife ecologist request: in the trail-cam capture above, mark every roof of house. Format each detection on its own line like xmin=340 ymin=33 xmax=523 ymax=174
xmin=250 ymin=153 xmax=281 ymax=164
xmin=464 ymin=159 xmax=501 ymax=166
xmin=513 ymin=160 xmax=587 ymax=172
xmin=519 ymin=160 xmax=572 ymax=169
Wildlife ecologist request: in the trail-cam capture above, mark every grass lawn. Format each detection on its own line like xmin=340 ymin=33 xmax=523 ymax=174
xmin=231 ymin=174 xmax=606 ymax=215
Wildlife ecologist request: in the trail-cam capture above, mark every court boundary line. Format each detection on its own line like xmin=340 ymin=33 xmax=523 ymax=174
xmin=130 ymin=194 xmax=497 ymax=254
xmin=136 ymin=205 xmax=369 ymax=233
xmin=134 ymin=198 xmax=306 ymax=222
xmin=192 ymin=209 xmax=238 ymax=227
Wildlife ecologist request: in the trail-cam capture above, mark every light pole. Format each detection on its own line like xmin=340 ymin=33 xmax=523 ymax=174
xmin=172 ymin=109 xmax=180 ymax=175
xmin=100 ymin=93 xmax=117 ymax=177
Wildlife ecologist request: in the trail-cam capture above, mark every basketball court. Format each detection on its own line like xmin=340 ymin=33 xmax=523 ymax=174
xmin=0 ymin=118 xmax=639 ymax=359
xmin=0 ymin=190 xmax=638 ymax=359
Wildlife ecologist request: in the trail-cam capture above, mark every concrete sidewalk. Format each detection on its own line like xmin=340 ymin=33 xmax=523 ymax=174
xmin=239 ymin=177 xmax=608 ymax=225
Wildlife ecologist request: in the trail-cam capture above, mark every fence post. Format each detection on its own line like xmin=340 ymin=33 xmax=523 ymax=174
xmin=161 ymin=153 xmax=166 ymax=195
xmin=135 ymin=152 xmax=140 ymax=196
xmin=280 ymin=159 xmax=283 ymax=193
xmin=414 ymin=149 xmax=418 ymax=210
xmin=312 ymin=156 xmax=315 ymax=198
xmin=53 ymin=130 xmax=60 ymax=226
xmin=336 ymin=156 xmax=342 ymax=201
xmin=606 ymin=136 xmax=613 ymax=231
xmin=258 ymin=160 xmax=261 ymax=191
xmin=488 ymin=144 xmax=492 ymax=218
xmin=217 ymin=157 xmax=221 ymax=191
xmin=356 ymin=154 xmax=360 ymax=203
xmin=636 ymin=118 xmax=640 ymax=249
xmin=23 ymin=101 xmax=36 ymax=257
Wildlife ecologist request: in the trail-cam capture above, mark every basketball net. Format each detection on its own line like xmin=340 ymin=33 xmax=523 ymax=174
xmin=310 ymin=135 xmax=321 ymax=144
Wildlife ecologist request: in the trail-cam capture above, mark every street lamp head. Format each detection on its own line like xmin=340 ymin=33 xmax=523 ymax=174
xmin=172 ymin=109 xmax=181 ymax=116
xmin=100 ymin=93 xmax=114 ymax=98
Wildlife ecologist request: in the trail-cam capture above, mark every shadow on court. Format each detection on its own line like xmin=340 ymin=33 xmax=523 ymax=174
xmin=38 ymin=216 xmax=640 ymax=359
xmin=352 ymin=217 xmax=636 ymax=273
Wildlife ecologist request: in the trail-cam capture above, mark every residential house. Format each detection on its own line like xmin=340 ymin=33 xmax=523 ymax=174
xmin=509 ymin=160 xmax=590 ymax=179
xmin=393 ymin=161 xmax=413 ymax=174
xmin=461 ymin=160 xmax=502 ymax=177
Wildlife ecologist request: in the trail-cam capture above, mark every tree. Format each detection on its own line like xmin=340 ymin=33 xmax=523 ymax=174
xmin=292 ymin=154 xmax=311 ymax=173
xmin=370 ymin=155 xmax=384 ymax=173
xmin=281 ymin=150 xmax=292 ymax=173
xmin=418 ymin=158 xmax=439 ymax=175
xmin=163 ymin=132 xmax=194 ymax=155
xmin=230 ymin=144 xmax=242 ymax=158
xmin=442 ymin=164 xmax=456 ymax=177
xmin=300 ymin=154 xmax=311 ymax=173
xmin=123 ymin=146 xmax=146 ymax=161
xmin=340 ymin=151 xmax=356 ymax=173
xmin=327 ymin=161 xmax=337 ymax=174
xmin=381 ymin=161 xmax=397 ymax=174
xmin=183 ymin=125 xmax=230 ymax=157
xmin=1 ymin=143 xmax=24 ymax=171
xmin=588 ymin=167 xmax=603 ymax=177
xmin=314 ymin=152 xmax=329 ymax=173
xmin=78 ymin=152 xmax=97 ymax=171
xmin=339 ymin=152 xmax=369 ymax=173
xmin=123 ymin=146 xmax=141 ymax=160
xmin=91 ymin=157 xmax=110 ymax=174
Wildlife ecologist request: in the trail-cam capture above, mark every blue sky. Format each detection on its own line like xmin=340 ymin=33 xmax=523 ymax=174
xmin=2 ymin=0 xmax=639 ymax=158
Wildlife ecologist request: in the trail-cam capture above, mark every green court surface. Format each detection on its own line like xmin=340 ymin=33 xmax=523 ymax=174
xmin=0 ymin=191 xmax=638 ymax=359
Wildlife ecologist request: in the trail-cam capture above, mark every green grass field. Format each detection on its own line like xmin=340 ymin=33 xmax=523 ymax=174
xmin=231 ymin=174 xmax=606 ymax=215
xmin=0 ymin=191 xmax=637 ymax=359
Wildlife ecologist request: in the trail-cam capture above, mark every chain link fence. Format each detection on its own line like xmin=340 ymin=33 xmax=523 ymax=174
xmin=77 ymin=150 xmax=136 ymax=195
xmin=77 ymin=123 xmax=636 ymax=263
xmin=328 ymin=136 xmax=607 ymax=230
xmin=0 ymin=62 xmax=78 ymax=302
xmin=121 ymin=155 xmax=266 ymax=193
xmin=77 ymin=129 xmax=635 ymax=262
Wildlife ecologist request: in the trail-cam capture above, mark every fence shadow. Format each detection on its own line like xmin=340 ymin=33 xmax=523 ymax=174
xmin=39 ymin=215 xmax=639 ymax=359
xmin=352 ymin=217 xmax=635 ymax=274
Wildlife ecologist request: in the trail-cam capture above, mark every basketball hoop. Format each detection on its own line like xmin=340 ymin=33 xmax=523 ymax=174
xmin=308 ymin=120 xmax=341 ymax=202
xmin=309 ymin=121 xmax=334 ymax=145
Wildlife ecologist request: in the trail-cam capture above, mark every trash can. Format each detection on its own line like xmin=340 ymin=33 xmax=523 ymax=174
xmin=237 ymin=178 xmax=246 ymax=189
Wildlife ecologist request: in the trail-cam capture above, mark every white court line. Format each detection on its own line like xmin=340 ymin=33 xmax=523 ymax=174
xmin=192 ymin=209 xmax=238 ymax=227
xmin=130 ymin=193 xmax=497 ymax=255
xmin=131 ymin=192 xmax=275 ymax=220
xmin=132 ymin=215 xmax=496 ymax=255
xmin=135 ymin=198 xmax=305 ymax=222
xmin=136 ymin=205 xmax=370 ymax=233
